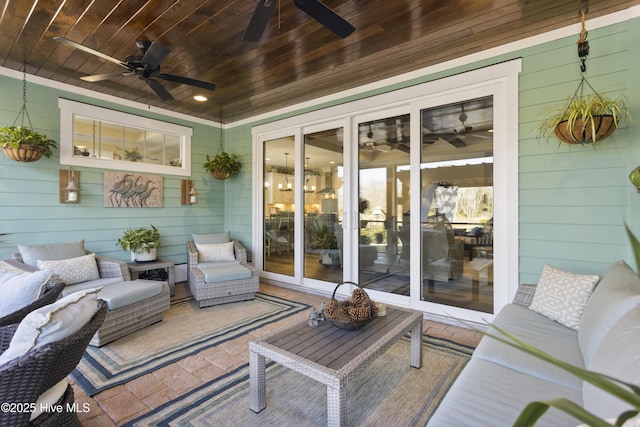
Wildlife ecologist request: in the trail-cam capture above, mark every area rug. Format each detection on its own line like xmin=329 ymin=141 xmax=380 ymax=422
xmin=72 ymin=293 xmax=309 ymax=396
xmin=124 ymin=335 xmax=473 ymax=426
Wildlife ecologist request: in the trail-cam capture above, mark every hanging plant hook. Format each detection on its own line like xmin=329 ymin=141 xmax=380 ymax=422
xmin=577 ymin=0 xmax=589 ymax=73
xmin=12 ymin=64 xmax=34 ymax=129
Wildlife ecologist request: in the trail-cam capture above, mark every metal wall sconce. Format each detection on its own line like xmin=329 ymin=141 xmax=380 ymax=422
xmin=59 ymin=168 xmax=80 ymax=203
xmin=181 ymin=179 xmax=199 ymax=205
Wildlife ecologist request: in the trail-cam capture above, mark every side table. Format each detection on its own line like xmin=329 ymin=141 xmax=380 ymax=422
xmin=127 ymin=259 xmax=175 ymax=296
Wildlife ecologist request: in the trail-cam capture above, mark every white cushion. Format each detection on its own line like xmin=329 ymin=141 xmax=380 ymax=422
xmin=37 ymin=253 xmax=99 ymax=285
xmin=196 ymin=242 xmax=236 ymax=262
xmin=529 ymin=264 xmax=599 ymax=330
xmin=17 ymin=240 xmax=86 ymax=268
xmin=30 ymin=379 xmax=68 ymax=421
xmin=0 ymin=270 xmax=52 ymax=317
xmin=0 ymin=288 xmax=101 ymax=365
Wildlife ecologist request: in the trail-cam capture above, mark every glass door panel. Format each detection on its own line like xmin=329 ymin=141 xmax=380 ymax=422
xmin=263 ymin=137 xmax=295 ymax=276
xmin=358 ymin=114 xmax=411 ymax=294
xmin=419 ymin=96 xmax=494 ymax=313
xmin=303 ymin=128 xmax=344 ymax=282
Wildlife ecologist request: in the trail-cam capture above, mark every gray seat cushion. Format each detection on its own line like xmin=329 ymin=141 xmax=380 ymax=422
xmin=61 ymin=277 xmax=124 ymax=296
xmin=578 ymin=260 xmax=640 ymax=365
xmin=17 ymin=240 xmax=86 ymax=268
xmin=95 ymin=280 xmax=164 ymax=310
xmin=583 ymin=307 xmax=640 ymax=419
xmin=427 ymin=358 xmax=581 ymax=427
xmin=473 ymin=303 xmax=584 ymax=390
xmin=199 ymin=264 xmax=252 ymax=284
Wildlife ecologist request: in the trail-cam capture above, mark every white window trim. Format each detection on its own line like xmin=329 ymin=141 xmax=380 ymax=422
xmin=58 ymin=98 xmax=192 ymax=176
xmin=253 ymin=60 xmax=521 ymax=322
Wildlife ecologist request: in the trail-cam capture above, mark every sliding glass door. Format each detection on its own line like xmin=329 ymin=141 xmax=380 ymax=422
xmin=255 ymin=60 xmax=520 ymax=321
xmin=263 ymin=136 xmax=295 ymax=276
xmin=303 ymin=127 xmax=344 ymax=282
xmin=356 ymin=113 xmax=411 ymax=297
xmin=418 ymin=96 xmax=494 ymax=313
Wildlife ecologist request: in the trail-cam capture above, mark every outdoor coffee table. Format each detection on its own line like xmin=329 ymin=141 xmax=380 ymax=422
xmin=249 ymin=307 xmax=423 ymax=426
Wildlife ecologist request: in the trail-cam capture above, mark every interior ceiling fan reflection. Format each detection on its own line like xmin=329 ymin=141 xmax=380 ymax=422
xmin=54 ymin=37 xmax=217 ymax=100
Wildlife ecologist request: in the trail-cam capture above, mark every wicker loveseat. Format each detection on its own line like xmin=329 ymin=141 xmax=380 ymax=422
xmin=10 ymin=240 xmax=170 ymax=346
xmin=187 ymin=232 xmax=259 ymax=308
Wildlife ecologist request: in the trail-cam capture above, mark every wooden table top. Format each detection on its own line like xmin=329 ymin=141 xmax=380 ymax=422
xmin=257 ymin=308 xmax=421 ymax=372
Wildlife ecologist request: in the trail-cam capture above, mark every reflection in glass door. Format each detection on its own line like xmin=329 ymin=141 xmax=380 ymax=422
xmin=357 ymin=114 xmax=411 ymax=295
xmin=263 ymin=137 xmax=295 ymax=276
xmin=419 ymin=96 xmax=494 ymax=313
xmin=303 ymin=128 xmax=344 ymax=282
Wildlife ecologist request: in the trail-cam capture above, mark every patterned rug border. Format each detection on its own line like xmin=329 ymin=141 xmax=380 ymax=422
xmin=72 ymin=293 xmax=310 ymax=396
xmin=123 ymin=334 xmax=473 ymax=427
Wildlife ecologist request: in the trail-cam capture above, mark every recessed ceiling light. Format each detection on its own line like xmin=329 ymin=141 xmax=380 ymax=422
xmin=193 ymin=95 xmax=208 ymax=102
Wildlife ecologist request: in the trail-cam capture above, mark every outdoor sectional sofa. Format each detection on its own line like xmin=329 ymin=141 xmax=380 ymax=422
xmin=8 ymin=240 xmax=170 ymax=346
xmin=428 ymin=260 xmax=640 ymax=426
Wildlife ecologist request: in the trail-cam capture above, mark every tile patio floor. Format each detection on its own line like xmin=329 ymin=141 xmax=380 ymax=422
xmin=72 ymin=282 xmax=483 ymax=426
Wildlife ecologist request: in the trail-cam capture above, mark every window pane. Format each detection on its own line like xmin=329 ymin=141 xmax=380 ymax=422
xmin=419 ymin=96 xmax=494 ymax=313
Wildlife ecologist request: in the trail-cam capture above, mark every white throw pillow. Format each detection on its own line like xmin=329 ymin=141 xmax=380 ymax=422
xmin=0 ymin=270 xmax=52 ymax=317
xmin=529 ymin=264 xmax=599 ymax=330
xmin=37 ymin=253 xmax=99 ymax=285
xmin=196 ymin=242 xmax=236 ymax=262
xmin=0 ymin=287 xmax=101 ymax=365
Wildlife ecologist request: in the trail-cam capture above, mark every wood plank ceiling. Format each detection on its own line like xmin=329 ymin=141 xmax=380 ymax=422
xmin=0 ymin=0 xmax=637 ymax=123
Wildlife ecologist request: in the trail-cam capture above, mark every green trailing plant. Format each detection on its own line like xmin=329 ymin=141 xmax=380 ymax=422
xmin=0 ymin=125 xmax=57 ymax=157
xmin=203 ymin=152 xmax=241 ymax=178
xmin=312 ymin=225 xmax=338 ymax=250
xmin=537 ymin=92 xmax=631 ymax=144
xmin=116 ymin=225 xmax=160 ymax=253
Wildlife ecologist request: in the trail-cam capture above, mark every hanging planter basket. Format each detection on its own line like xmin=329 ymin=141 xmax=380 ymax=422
xmin=553 ymin=115 xmax=617 ymax=145
xmin=210 ymin=169 xmax=230 ymax=180
xmin=2 ymin=144 xmax=46 ymax=162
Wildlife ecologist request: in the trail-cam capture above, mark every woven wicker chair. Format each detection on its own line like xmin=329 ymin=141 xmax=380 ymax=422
xmin=0 ymin=300 xmax=107 ymax=427
xmin=0 ymin=280 xmax=64 ymax=328
xmin=187 ymin=240 xmax=259 ymax=307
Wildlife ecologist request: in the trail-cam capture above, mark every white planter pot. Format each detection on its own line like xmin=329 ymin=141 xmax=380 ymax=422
xmin=131 ymin=246 xmax=157 ymax=262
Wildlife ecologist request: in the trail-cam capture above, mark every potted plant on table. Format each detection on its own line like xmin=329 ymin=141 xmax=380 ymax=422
xmin=0 ymin=125 xmax=57 ymax=162
xmin=312 ymin=225 xmax=339 ymax=266
xmin=116 ymin=225 xmax=161 ymax=262
xmin=203 ymin=152 xmax=241 ymax=180
xmin=537 ymin=92 xmax=630 ymax=145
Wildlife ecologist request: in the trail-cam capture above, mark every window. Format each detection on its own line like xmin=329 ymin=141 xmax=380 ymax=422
xmin=59 ymin=99 xmax=192 ymax=176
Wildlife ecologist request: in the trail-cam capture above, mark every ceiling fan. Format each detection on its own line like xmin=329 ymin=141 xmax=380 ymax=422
xmin=423 ymin=107 xmax=470 ymax=148
xmin=243 ymin=0 xmax=355 ymax=42
xmin=54 ymin=37 xmax=217 ymax=101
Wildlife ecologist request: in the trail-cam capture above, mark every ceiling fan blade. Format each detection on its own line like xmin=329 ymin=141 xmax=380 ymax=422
xmin=80 ymin=72 xmax=129 ymax=82
xmin=54 ymin=36 xmax=128 ymax=68
xmin=158 ymin=73 xmax=217 ymax=91
xmin=441 ymin=134 xmax=467 ymax=148
xmin=243 ymin=0 xmax=276 ymax=42
xmin=145 ymin=79 xmax=173 ymax=100
xmin=293 ymin=0 xmax=355 ymax=38
xmin=141 ymin=41 xmax=170 ymax=69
